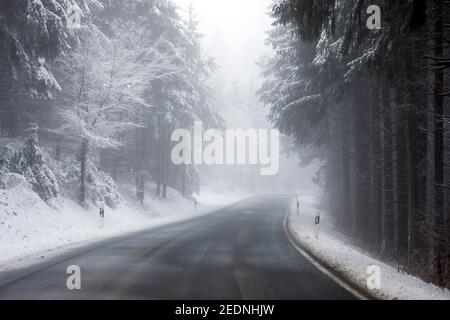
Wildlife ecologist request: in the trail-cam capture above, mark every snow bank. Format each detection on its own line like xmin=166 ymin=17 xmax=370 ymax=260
xmin=286 ymin=194 xmax=450 ymax=300
xmin=0 ymin=174 xmax=226 ymax=272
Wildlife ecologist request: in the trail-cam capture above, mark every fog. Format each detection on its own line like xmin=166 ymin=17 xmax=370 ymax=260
xmin=175 ymin=0 xmax=320 ymax=197
xmin=176 ymin=0 xmax=272 ymax=87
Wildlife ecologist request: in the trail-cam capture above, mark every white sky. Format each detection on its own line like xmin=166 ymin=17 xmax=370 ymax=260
xmin=172 ymin=1 xmax=316 ymax=191
xmin=174 ymin=0 xmax=274 ymax=90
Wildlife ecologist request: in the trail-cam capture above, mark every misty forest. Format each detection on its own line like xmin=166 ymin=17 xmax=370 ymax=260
xmin=1 ymin=0 xmax=450 ymax=299
xmin=258 ymin=0 xmax=450 ymax=288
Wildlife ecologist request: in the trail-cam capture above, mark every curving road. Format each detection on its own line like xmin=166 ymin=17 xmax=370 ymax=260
xmin=0 ymin=196 xmax=357 ymax=300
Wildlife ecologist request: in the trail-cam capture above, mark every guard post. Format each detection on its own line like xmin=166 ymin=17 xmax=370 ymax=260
xmin=99 ymin=202 xmax=105 ymax=229
xmin=314 ymin=212 xmax=321 ymax=239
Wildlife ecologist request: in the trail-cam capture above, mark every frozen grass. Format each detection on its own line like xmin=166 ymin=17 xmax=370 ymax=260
xmin=287 ymin=194 xmax=450 ymax=300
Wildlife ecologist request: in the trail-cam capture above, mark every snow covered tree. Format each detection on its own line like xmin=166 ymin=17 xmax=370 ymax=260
xmin=53 ymin=13 xmax=181 ymax=204
xmin=0 ymin=0 xmax=104 ymax=136
xmin=261 ymin=0 xmax=450 ymax=287
xmin=9 ymin=123 xmax=59 ymax=201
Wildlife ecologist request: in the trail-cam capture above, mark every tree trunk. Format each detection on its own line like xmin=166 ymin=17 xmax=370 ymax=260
xmin=163 ymin=124 xmax=170 ymax=199
xmin=381 ymin=84 xmax=395 ymax=256
xmin=182 ymin=164 xmax=186 ymax=196
xmin=55 ymin=137 xmax=61 ymax=162
xmin=369 ymin=85 xmax=382 ymax=248
xmin=341 ymin=102 xmax=352 ymax=235
xmin=394 ymin=86 xmax=410 ymax=263
xmin=432 ymin=1 xmax=445 ymax=283
xmin=79 ymin=138 xmax=88 ymax=205
xmin=156 ymin=116 xmax=163 ymax=197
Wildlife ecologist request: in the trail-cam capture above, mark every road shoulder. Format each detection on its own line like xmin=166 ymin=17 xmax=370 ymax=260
xmin=284 ymin=197 xmax=450 ymax=300
xmin=283 ymin=200 xmax=372 ymax=300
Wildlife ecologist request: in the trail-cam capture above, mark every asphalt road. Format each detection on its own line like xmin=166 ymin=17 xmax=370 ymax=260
xmin=0 ymin=196 xmax=356 ymax=300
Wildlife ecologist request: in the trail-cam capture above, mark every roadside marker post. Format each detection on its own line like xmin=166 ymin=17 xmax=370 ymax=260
xmin=194 ymin=198 xmax=198 ymax=212
xmin=99 ymin=202 xmax=105 ymax=229
xmin=314 ymin=212 xmax=321 ymax=239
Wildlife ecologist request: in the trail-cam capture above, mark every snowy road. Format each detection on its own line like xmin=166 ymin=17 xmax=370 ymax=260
xmin=0 ymin=196 xmax=356 ymax=300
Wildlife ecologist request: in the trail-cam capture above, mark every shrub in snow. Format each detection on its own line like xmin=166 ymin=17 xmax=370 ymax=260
xmin=0 ymin=153 xmax=9 ymax=190
xmin=2 ymin=173 xmax=29 ymax=190
xmin=0 ymin=140 xmax=19 ymax=176
xmin=0 ymin=126 xmax=59 ymax=200
xmin=62 ymin=158 xmax=122 ymax=209
xmin=8 ymin=125 xmax=59 ymax=201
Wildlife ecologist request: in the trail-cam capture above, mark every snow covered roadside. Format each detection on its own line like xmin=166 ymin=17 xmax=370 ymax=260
xmin=0 ymin=175 xmax=236 ymax=273
xmin=286 ymin=194 xmax=450 ymax=300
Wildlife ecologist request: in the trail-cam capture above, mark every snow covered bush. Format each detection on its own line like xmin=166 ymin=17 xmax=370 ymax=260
xmin=0 ymin=167 xmax=8 ymax=190
xmin=1 ymin=173 xmax=29 ymax=191
xmin=6 ymin=125 xmax=59 ymax=201
xmin=0 ymin=143 xmax=14 ymax=189
xmin=61 ymin=157 xmax=122 ymax=209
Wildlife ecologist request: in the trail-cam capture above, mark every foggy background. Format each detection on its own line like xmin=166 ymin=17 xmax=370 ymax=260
xmin=176 ymin=0 xmax=320 ymax=197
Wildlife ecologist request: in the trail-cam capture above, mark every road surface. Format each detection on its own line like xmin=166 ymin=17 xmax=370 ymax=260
xmin=0 ymin=196 xmax=357 ymax=300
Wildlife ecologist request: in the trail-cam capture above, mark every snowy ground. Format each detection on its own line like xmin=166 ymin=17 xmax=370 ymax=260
xmin=0 ymin=174 xmax=240 ymax=273
xmin=287 ymin=194 xmax=450 ymax=300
